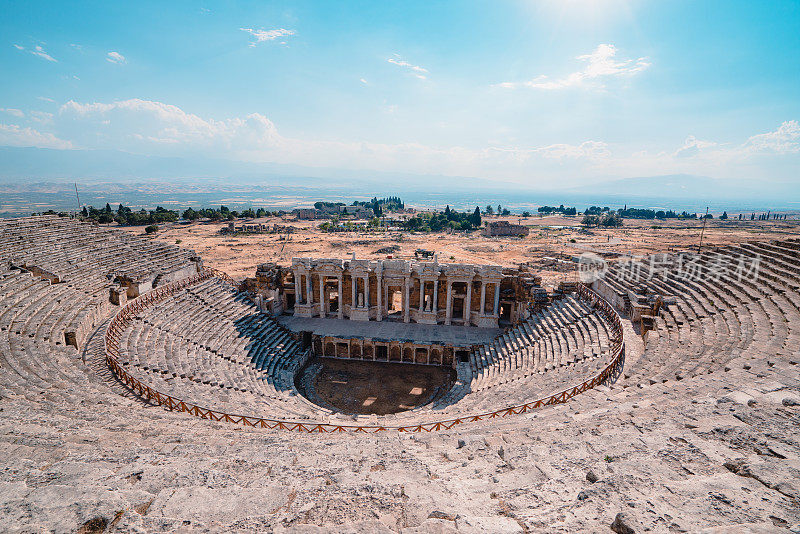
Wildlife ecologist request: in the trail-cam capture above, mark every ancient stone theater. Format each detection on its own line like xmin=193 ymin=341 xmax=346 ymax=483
xmin=2 ymin=214 xmax=799 ymax=532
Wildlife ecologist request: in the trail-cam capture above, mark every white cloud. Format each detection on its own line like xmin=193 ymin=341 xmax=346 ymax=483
xmin=672 ymin=122 xmax=800 ymax=161
xmin=13 ymin=43 xmax=58 ymax=62
xmin=37 ymin=96 xmax=56 ymax=103
xmin=498 ymin=44 xmax=649 ymax=90
xmin=0 ymin=123 xmax=72 ymax=149
xmin=0 ymin=108 xmax=25 ymax=118
xmin=58 ymin=99 xmax=281 ymax=152
xmin=360 ymin=78 xmax=368 ymax=84
xmin=30 ymin=45 xmax=58 ymax=62
xmin=674 ymin=135 xmax=717 ymax=158
xmin=2 ymin=97 xmax=795 ymax=186
xmin=387 ymin=55 xmax=428 ymax=79
xmin=240 ymin=27 xmax=295 ymax=47
xmin=535 ymin=141 xmax=611 ymax=160
xmin=742 ymin=120 xmax=800 ymax=154
xmin=46 ymin=98 xmax=617 ymax=180
xmin=106 ymin=51 xmax=126 ymax=64
xmin=30 ymin=110 xmax=54 ymax=124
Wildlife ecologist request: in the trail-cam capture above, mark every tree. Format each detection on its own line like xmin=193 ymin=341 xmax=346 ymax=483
xmin=720 ymin=211 xmax=728 ymax=220
xmin=497 ymin=204 xmax=502 ymax=215
xmin=145 ymin=224 xmax=159 ymax=234
xmin=485 ymin=205 xmax=494 ymax=215
xmin=81 ymin=206 xmax=88 ymax=217
xmin=582 ymin=215 xmax=600 ymax=227
xmin=602 ymin=213 xmax=623 ymax=227
xmin=105 ymin=202 xmax=112 ymax=213
xmin=522 ymin=211 xmax=531 ymax=218
xmin=471 ymin=206 xmax=482 ymax=228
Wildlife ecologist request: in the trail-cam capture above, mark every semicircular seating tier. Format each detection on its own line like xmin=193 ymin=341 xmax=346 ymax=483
xmin=595 ymin=240 xmax=800 ymax=388
xmin=109 ymin=274 xmax=623 ymax=425
xmin=0 ymin=215 xmax=200 ymax=415
xmin=2 ymin=215 xmax=798 ymax=433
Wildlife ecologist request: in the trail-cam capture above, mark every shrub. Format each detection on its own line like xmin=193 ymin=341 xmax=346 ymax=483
xmin=145 ymin=225 xmax=159 ymax=234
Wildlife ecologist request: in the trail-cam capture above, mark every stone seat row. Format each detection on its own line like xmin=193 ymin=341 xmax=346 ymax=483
xmin=601 ymin=240 xmax=800 ymax=390
xmin=0 ymin=216 xmax=196 ymax=288
xmin=469 ymin=295 xmax=610 ymax=391
xmin=0 ymin=268 xmax=124 ymax=411
xmin=115 ymin=277 xmax=318 ymax=419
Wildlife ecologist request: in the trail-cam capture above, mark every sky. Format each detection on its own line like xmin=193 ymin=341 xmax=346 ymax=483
xmin=1 ymin=0 xmax=799 ymax=189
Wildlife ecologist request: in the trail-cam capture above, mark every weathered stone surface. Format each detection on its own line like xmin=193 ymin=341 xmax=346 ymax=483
xmin=1 ymin=218 xmax=800 ymax=533
xmin=610 ymin=512 xmax=638 ymax=534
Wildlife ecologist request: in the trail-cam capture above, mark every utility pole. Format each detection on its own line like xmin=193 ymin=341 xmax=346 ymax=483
xmin=697 ymin=206 xmax=709 ymax=253
xmin=74 ymin=182 xmax=81 ymax=214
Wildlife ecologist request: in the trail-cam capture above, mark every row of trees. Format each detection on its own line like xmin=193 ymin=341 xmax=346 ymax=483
xmin=314 ymin=197 xmax=405 ymax=218
xmin=581 ymin=213 xmax=623 ymax=227
xmin=616 ymin=207 xmax=700 ymax=220
xmin=538 ymin=205 xmax=578 ymax=216
xmin=351 ymin=196 xmax=405 ymax=216
xmin=483 ymin=204 xmax=511 ymax=216
xmin=182 ymin=206 xmax=283 ymax=221
xmin=81 ymin=203 xmax=179 ymax=225
xmin=403 ymin=206 xmax=482 ymax=232
xmin=80 ymin=204 xmax=290 ymax=225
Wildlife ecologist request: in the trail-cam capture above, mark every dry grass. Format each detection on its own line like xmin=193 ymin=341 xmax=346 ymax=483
xmin=118 ymin=214 xmax=800 ymax=288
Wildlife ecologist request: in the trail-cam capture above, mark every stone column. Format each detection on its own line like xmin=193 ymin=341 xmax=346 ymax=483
xmin=364 ymin=275 xmax=369 ymax=310
xmin=433 ymin=280 xmax=439 ymax=316
xmin=445 ymin=280 xmax=453 ymax=325
xmin=419 ymin=280 xmax=425 ymax=312
xmin=480 ymin=280 xmax=486 ymax=315
xmin=337 ymin=275 xmax=343 ymax=319
xmin=376 ymin=275 xmax=382 ymax=321
xmin=403 ymin=276 xmax=411 ymax=323
xmin=464 ymin=279 xmax=472 ymax=324
xmin=295 ymin=270 xmax=303 ymax=303
xmin=305 ymin=273 xmax=312 ymax=306
xmin=351 ymin=275 xmax=357 ymax=315
xmin=319 ymin=274 xmax=325 ymax=318
xmin=493 ymin=283 xmax=500 ymax=317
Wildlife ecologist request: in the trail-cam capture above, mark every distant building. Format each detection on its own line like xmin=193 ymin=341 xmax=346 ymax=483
xmin=483 ymin=220 xmax=530 ymax=237
xmin=294 ymin=209 xmax=318 ymax=220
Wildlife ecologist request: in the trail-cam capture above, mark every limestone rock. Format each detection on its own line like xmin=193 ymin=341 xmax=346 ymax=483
xmin=611 ymin=512 xmax=638 ymax=534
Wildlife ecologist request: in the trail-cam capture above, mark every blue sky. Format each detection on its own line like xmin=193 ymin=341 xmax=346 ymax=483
xmin=1 ymin=0 xmax=799 ymax=187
